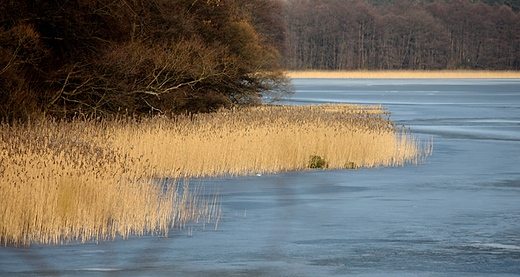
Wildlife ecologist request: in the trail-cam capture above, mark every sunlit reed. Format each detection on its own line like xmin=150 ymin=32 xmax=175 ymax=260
xmin=111 ymin=104 xmax=428 ymax=178
xmin=0 ymin=120 xmax=217 ymax=246
xmin=1 ymin=104 xmax=429 ymax=246
xmin=286 ymin=70 xmax=520 ymax=79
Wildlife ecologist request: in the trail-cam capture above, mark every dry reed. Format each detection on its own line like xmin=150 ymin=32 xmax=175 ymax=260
xmin=1 ymin=104 xmax=429 ymax=246
xmin=110 ymin=104 xmax=428 ymax=178
xmin=286 ymin=70 xmax=520 ymax=79
xmin=0 ymin=119 xmax=218 ymax=246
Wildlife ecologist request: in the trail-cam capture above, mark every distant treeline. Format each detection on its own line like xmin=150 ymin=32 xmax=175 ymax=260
xmin=364 ymin=0 xmax=520 ymax=11
xmin=0 ymin=0 xmax=291 ymax=120
xmin=283 ymin=0 xmax=520 ymax=70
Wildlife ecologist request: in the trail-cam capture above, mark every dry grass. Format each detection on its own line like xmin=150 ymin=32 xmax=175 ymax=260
xmin=110 ymin=104 xmax=428 ymax=178
xmin=286 ymin=70 xmax=520 ymax=79
xmin=0 ymin=119 xmax=219 ymax=246
xmin=1 ymin=104 xmax=429 ymax=246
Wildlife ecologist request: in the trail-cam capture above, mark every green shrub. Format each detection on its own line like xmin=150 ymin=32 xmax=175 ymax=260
xmin=344 ymin=161 xmax=358 ymax=169
xmin=308 ymin=155 xmax=328 ymax=169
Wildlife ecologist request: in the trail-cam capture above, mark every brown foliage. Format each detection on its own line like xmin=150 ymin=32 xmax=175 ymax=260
xmin=0 ymin=0 xmax=292 ymax=120
xmin=284 ymin=0 xmax=520 ymax=70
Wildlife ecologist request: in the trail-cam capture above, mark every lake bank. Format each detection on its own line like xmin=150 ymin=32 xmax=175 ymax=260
xmin=286 ymin=70 xmax=520 ymax=79
xmin=1 ymin=104 xmax=423 ymax=246
xmin=1 ymin=78 xmax=519 ymax=276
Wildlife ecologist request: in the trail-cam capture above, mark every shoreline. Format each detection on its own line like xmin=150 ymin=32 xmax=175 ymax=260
xmin=286 ymin=70 xmax=520 ymax=79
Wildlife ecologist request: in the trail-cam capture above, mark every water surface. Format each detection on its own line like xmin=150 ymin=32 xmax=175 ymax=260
xmin=1 ymin=79 xmax=519 ymax=276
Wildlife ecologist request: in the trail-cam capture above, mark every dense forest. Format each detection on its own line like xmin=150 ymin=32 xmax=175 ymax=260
xmin=283 ymin=0 xmax=520 ymax=70
xmin=363 ymin=0 xmax=520 ymax=11
xmin=0 ymin=0 xmax=291 ymax=120
xmin=2 ymin=0 xmax=519 ymax=120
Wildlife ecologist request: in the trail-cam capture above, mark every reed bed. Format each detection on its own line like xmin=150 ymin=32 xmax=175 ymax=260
xmin=1 ymin=104 xmax=428 ymax=246
xmin=0 ymin=119 xmax=218 ymax=246
xmin=111 ymin=104 xmax=428 ymax=178
xmin=286 ymin=70 xmax=520 ymax=79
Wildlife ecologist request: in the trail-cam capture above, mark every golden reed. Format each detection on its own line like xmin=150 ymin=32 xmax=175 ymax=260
xmin=287 ymin=70 xmax=520 ymax=79
xmin=0 ymin=119 xmax=219 ymax=246
xmin=110 ymin=104 xmax=428 ymax=178
xmin=1 ymin=104 xmax=429 ymax=246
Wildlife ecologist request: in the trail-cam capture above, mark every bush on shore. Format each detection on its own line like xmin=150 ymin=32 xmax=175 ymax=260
xmin=0 ymin=0 xmax=293 ymax=120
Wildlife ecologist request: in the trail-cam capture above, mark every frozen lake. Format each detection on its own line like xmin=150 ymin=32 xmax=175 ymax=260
xmin=1 ymin=79 xmax=520 ymax=276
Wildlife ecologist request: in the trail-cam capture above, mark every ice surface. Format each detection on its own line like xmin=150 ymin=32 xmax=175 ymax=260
xmin=1 ymin=79 xmax=520 ymax=276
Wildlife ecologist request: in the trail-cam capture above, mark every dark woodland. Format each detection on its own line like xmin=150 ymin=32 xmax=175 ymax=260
xmin=283 ymin=0 xmax=520 ymax=70
xmin=1 ymin=0 xmax=519 ymax=120
xmin=0 ymin=0 xmax=291 ymax=120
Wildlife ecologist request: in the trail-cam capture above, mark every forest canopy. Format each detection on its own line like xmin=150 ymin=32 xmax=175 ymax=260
xmin=284 ymin=0 xmax=520 ymax=70
xmin=0 ymin=0 xmax=292 ymax=119
xmin=2 ymin=0 xmax=519 ymax=120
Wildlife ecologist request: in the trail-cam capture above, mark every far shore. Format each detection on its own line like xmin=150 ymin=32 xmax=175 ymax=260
xmin=286 ymin=70 xmax=520 ymax=79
